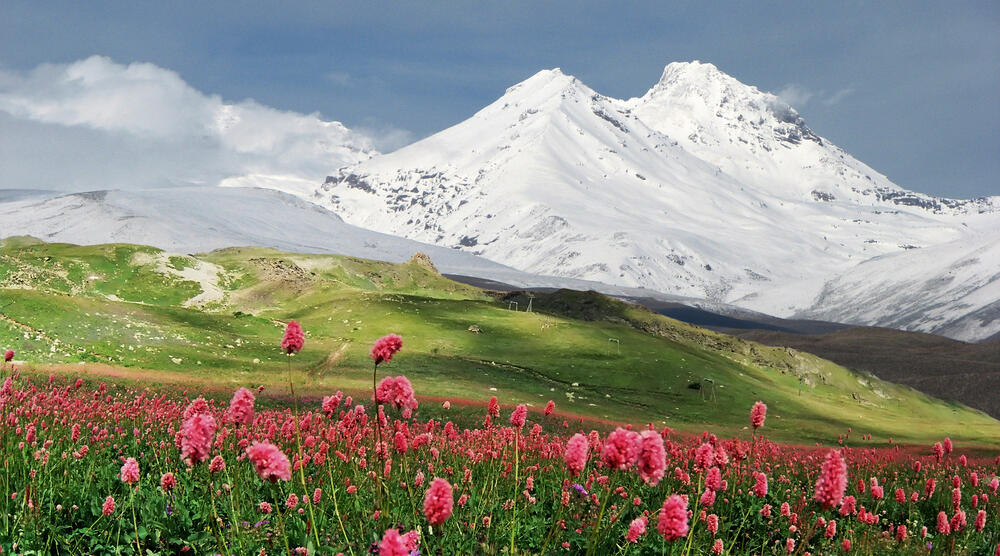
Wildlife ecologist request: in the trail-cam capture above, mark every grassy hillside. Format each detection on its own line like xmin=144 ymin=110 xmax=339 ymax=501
xmin=1 ymin=237 xmax=997 ymax=446
xmin=734 ymin=326 xmax=1000 ymax=418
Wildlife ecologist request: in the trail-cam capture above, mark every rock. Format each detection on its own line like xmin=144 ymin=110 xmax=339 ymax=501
xmin=467 ymin=325 xmax=482 ymax=334
xmin=408 ymin=252 xmax=439 ymax=273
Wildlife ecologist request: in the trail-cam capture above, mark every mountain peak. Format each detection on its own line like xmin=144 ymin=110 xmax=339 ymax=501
xmin=503 ymin=67 xmax=580 ymax=98
xmin=657 ymin=60 xmax=724 ymax=82
xmin=643 ymin=60 xmax=763 ymax=103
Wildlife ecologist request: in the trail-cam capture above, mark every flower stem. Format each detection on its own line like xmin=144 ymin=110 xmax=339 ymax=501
xmin=585 ymin=473 xmax=618 ymax=556
xmin=510 ymin=427 xmax=520 ymax=554
xmin=129 ymin=488 xmax=141 ymax=555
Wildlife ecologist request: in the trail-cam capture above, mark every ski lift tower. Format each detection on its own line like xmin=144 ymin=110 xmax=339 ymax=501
xmin=525 ymin=293 xmax=534 ymax=313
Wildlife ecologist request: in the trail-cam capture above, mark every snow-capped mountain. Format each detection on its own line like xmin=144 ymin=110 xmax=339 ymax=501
xmin=311 ymin=61 xmax=1000 ymax=341
xmin=797 ymin=230 xmax=1000 ymax=341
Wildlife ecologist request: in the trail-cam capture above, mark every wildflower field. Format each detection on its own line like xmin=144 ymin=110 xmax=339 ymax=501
xmin=0 ymin=330 xmax=998 ymax=555
xmin=2 ymin=243 xmax=999 ymax=554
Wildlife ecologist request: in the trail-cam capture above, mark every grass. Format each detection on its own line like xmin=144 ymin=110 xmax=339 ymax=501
xmin=2 ymin=238 xmax=998 ymax=447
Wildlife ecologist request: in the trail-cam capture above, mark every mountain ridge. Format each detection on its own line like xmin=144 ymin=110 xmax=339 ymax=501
xmin=309 ymin=61 xmax=999 ymax=341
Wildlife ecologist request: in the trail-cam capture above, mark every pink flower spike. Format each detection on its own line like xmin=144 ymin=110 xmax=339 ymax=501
xmin=370 ymin=334 xmax=402 ymax=365
xmin=509 ymin=404 xmax=527 ymax=429
xmin=750 ymin=401 xmax=767 ymax=429
xmin=120 ymin=457 xmax=140 ymax=485
xmin=181 ymin=413 xmax=216 ymax=465
xmin=378 ymin=528 xmax=408 ymax=556
xmin=423 ymin=478 xmax=454 ymax=527
xmin=246 ymin=441 xmax=291 ymax=482
xmin=814 ymin=450 xmax=848 ymax=509
xmin=564 ymin=433 xmax=589 ymax=477
xmin=281 ymin=320 xmax=305 ymax=354
xmin=657 ymin=494 xmax=689 ymax=541
xmin=226 ymin=387 xmax=255 ymax=425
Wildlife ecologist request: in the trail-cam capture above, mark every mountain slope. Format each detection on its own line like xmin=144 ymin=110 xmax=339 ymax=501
xmin=312 ymin=62 xmax=999 ymax=341
xmin=2 ymin=239 xmax=997 ymax=445
xmin=797 ymin=230 xmax=1000 ymax=340
xmin=0 ymin=186 xmax=741 ymax=305
xmin=734 ymin=326 xmax=1000 ymax=418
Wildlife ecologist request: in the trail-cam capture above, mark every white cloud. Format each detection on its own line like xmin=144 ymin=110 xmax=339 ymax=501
xmin=823 ymin=87 xmax=856 ymax=106
xmin=776 ymin=84 xmax=814 ymax=108
xmin=326 ymin=72 xmax=354 ymax=87
xmin=0 ymin=56 xmax=398 ymax=192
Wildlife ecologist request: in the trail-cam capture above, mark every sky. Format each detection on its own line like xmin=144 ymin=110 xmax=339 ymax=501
xmin=1 ymin=1 xmax=997 ymax=198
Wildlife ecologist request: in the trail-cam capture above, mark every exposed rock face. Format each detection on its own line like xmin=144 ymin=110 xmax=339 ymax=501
xmin=408 ymin=252 xmax=439 ymax=273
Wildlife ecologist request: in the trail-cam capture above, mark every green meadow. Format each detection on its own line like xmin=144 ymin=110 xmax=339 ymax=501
xmin=1 ymin=237 xmax=996 ymax=446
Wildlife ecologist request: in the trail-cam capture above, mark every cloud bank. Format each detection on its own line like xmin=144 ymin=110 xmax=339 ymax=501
xmin=0 ymin=56 xmax=382 ymax=192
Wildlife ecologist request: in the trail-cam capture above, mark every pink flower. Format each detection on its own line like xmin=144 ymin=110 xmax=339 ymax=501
xmin=509 ymin=404 xmax=527 ymax=429
xmin=402 ymin=530 xmax=419 ymax=552
xmin=937 ymin=511 xmax=950 ymax=535
xmin=378 ymin=528 xmax=408 ymax=556
xmin=181 ymin=413 xmax=216 ymax=465
xmin=286 ymin=493 xmax=299 ymax=509
xmin=601 ymin=428 xmax=640 ymax=471
xmin=423 ymin=478 xmax=454 ymax=526
xmin=322 ymin=392 xmax=342 ymax=416
xmin=711 ymin=539 xmax=724 ymax=554
xmin=785 ymin=538 xmax=795 ymax=553
xmin=226 ymin=387 xmax=255 ymax=425
xmin=120 ymin=457 xmax=140 ymax=485
xmin=564 ymin=433 xmax=589 ymax=477
xmin=750 ymin=401 xmax=767 ymax=429
xmin=281 ymin=321 xmax=305 ymax=354
xmin=825 ymin=519 xmax=837 ymax=539
xmin=694 ymin=442 xmax=714 ymax=471
xmin=246 ymin=441 xmax=292 ymax=482
xmin=950 ymin=510 xmax=966 ymax=533
xmin=636 ymin=430 xmax=666 ymax=486
xmin=700 ymin=488 xmax=716 ymax=506
xmin=487 ymin=396 xmax=500 ymax=418
xmin=753 ymin=472 xmax=768 ymax=498
xmin=943 ymin=437 xmax=953 ymax=454
xmin=657 ymin=494 xmax=688 ymax=541
xmin=376 ymin=376 xmax=418 ymax=413
xmin=389 ymin=431 xmax=407 ymax=454
xmin=814 ymin=450 xmax=848 ymax=509
xmin=259 ymin=502 xmax=272 ymax=514
xmin=933 ymin=442 xmax=944 ymax=462
xmin=183 ymin=397 xmax=210 ymax=420
xmin=975 ymin=509 xmax=986 ymax=532
xmin=544 ymin=400 xmax=555 ymax=416
xmin=102 ymin=495 xmax=115 ymax=516
xmin=3 ymin=350 xmax=13 ymax=362
xmin=706 ymin=513 xmax=719 ymax=534
xmin=705 ymin=466 xmax=723 ymax=491
xmin=626 ymin=516 xmax=647 ymax=542
xmin=209 ymin=455 xmax=226 ymax=474
xmin=370 ymin=334 xmax=402 ymax=365
xmin=160 ymin=472 xmax=176 ymax=492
